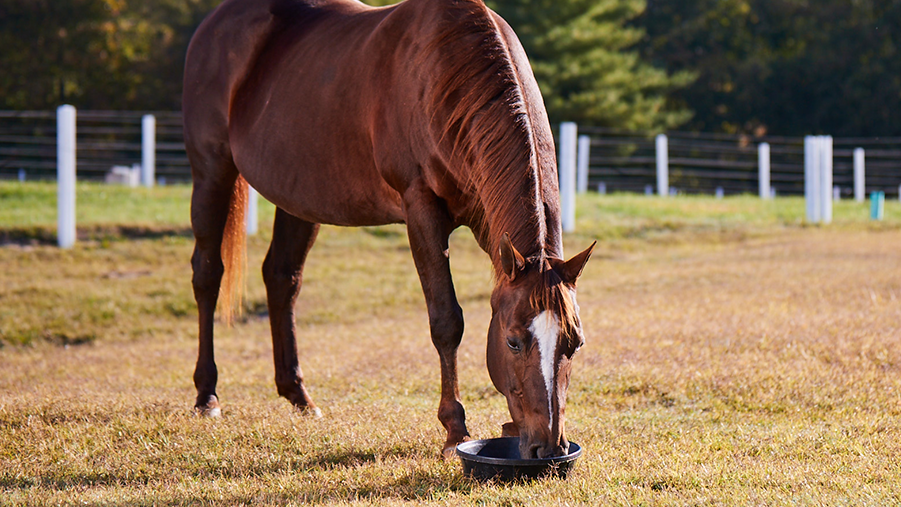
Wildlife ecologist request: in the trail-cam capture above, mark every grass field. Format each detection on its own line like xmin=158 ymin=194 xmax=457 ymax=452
xmin=2 ymin=181 xmax=901 ymax=505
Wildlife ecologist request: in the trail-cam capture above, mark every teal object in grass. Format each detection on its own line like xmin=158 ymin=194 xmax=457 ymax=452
xmin=871 ymin=191 xmax=885 ymax=220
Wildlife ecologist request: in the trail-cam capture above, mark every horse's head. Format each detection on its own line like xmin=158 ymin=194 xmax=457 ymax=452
xmin=486 ymin=234 xmax=595 ymax=459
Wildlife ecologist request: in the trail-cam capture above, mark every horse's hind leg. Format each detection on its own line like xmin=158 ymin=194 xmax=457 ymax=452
xmin=262 ymin=208 xmax=321 ymax=416
xmin=189 ymin=154 xmax=240 ymax=417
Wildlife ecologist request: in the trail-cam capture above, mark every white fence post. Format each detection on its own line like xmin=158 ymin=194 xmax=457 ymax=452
xmin=656 ymin=134 xmax=669 ymax=196
xmin=141 ymin=114 xmax=156 ymax=187
xmin=57 ymin=105 xmax=76 ymax=249
xmin=821 ymin=136 xmax=833 ymax=224
xmin=246 ymin=185 xmax=259 ymax=236
xmin=559 ymin=122 xmax=578 ymax=232
xmin=805 ymin=136 xmax=819 ymax=222
xmin=805 ymin=136 xmax=833 ymax=224
xmin=854 ymin=148 xmax=865 ymax=203
xmin=577 ymin=134 xmax=590 ymax=194
xmin=758 ymin=142 xmax=771 ymax=199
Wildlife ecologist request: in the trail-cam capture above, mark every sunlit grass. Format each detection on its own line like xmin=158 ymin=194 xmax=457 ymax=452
xmin=2 ymin=184 xmax=901 ymax=504
xmin=3 ymin=181 xmax=899 ymax=241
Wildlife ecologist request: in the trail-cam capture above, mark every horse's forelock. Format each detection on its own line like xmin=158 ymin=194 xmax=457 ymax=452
xmin=527 ymin=261 xmax=579 ymax=341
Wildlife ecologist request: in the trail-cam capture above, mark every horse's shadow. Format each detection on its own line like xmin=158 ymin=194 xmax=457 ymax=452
xmin=7 ymin=445 xmax=478 ymax=507
xmin=291 ymin=448 xmax=485 ymax=504
xmin=293 ymin=445 xmax=478 ymax=501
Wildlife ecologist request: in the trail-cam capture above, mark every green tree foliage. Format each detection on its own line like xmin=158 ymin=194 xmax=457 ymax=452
xmin=2 ymin=0 xmax=691 ymax=131
xmin=638 ymin=0 xmax=901 ymax=136
xmin=486 ymin=0 xmax=693 ymax=130
xmin=363 ymin=0 xmax=693 ymax=130
xmin=0 ymin=0 xmax=218 ymax=110
xmin=4 ymin=0 xmax=897 ymax=137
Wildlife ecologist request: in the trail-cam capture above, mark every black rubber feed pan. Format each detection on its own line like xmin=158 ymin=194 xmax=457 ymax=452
xmin=456 ymin=437 xmax=582 ymax=482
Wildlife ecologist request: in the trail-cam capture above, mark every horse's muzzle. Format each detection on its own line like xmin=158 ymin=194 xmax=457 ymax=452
xmin=522 ymin=438 xmax=570 ymax=459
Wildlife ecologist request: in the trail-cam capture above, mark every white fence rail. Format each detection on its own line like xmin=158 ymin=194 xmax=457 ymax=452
xmin=558 ymin=122 xmax=578 ymax=232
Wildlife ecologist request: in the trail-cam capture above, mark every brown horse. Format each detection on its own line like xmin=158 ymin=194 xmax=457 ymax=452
xmin=183 ymin=0 xmax=594 ymax=459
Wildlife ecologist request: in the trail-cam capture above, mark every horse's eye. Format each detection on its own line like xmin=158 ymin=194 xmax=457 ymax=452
xmin=506 ymin=337 xmax=522 ymax=353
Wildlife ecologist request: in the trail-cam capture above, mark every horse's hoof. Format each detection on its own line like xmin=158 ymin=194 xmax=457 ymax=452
xmin=195 ymin=394 xmax=221 ymax=417
xmin=296 ymin=405 xmax=322 ymax=419
xmin=442 ymin=435 xmax=470 ymax=460
xmin=196 ymin=406 xmax=221 ymax=418
xmin=442 ymin=445 xmax=458 ymax=460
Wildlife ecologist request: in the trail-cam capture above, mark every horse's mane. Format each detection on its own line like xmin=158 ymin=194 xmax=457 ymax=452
xmin=424 ymin=0 xmax=547 ymax=267
xmin=422 ymin=0 xmax=578 ymax=331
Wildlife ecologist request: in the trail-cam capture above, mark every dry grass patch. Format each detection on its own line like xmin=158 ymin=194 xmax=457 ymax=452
xmin=2 ymin=190 xmax=901 ymax=504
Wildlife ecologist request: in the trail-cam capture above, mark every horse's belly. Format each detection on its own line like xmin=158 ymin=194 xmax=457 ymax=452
xmin=240 ymin=162 xmax=405 ymax=227
xmin=273 ymin=188 xmax=405 ymax=227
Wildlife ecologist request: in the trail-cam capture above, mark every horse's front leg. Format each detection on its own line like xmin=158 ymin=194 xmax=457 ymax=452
xmin=403 ymin=183 xmax=469 ymax=458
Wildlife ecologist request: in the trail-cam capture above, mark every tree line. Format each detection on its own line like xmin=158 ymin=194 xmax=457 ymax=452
xmin=0 ymin=0 xmax=896 ymax=136
xmin=637 ymin=0 xmax=901 ymax=137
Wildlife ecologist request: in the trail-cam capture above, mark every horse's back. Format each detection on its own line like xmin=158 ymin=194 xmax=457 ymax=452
xmin=183 ymin=0 xmax=361 ymax=136
xmin=183 ymin=0 xmax=527 ymax=227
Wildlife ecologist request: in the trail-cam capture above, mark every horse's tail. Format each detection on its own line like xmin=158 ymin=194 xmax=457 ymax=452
xmin=218 ymin=174 xmax=248 ymax=326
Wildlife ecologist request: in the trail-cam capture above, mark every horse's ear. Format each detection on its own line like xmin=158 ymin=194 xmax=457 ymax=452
xmin=499 ymin=233 xmax=525 ymax=281
xmin=560 ymin=241 xmax=596 ymax=285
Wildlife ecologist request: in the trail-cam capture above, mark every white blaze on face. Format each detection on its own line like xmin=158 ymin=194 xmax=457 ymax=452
xmin=529 ymin=310 xmax=560 ymax=431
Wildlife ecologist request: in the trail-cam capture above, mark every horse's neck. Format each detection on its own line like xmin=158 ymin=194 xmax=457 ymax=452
xmin=453 ymin=95 xmax=563 ymax=267
xmin=467 ymin=163 xmax=564 ymax=271
xmin=413 ymin=0 xmax=563 ymax=264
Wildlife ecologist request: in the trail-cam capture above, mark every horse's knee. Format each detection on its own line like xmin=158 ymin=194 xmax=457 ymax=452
xmin=429 ymin=304 xmax=464 ymax=349
xmin=192 ymin=251 xmax=224 ymax=296
xmin=263 ymin=250 xmax=301 ymax=290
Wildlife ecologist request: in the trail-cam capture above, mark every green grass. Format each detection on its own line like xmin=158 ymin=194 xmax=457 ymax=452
xmin=2 ymin=182 xmax=901 ymax=505
xmin=2 ymin=181 xmax=899 ymax=241
xmin=0 ymin=181 xmax=197 ymax=227
xmin=572 ymin=192 xmax=901 ymax=242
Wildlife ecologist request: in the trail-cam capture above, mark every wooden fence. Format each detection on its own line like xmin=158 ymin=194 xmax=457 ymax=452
xmin=0 ymin=110 xmax=188 ymax=183
xmin=580 ymin=127 xmax=901 ymax=197
xmin=2 ymin=111 xmax=900 ymax=198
